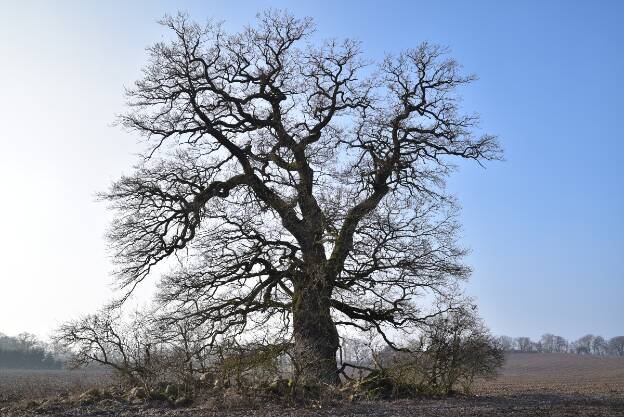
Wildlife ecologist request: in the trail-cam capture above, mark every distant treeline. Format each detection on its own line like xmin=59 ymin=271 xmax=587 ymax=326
xmin=497 ymin=334 xmax=624 ymax=356
xmin=0 ymin=332 xmax=63 ymax=369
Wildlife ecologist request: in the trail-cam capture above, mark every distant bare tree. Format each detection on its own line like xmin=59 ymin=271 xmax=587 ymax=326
xmin=540 ymin=333 xmax=556 ymax=353
xmin=572 ymin=334 xmax=594 ymax=355
xmin=100 ymin=10 xmax=499 ymax=384
xmin=0 ymin=333 xmax=62 ymax=370
xmin=591 ymin=336 xmax=608 ymax=356
xmin=553 ymin=335 xmax=568 ymax=353
xmin=496 ymin=335 xmax=513 ymax=351
xmin=608 ymin=336 xmax=624 ymax=356
xmin=540 ymin=333 xmax=568 ymax=353
xmin=514 ymin=337 xmax=532 ymax=352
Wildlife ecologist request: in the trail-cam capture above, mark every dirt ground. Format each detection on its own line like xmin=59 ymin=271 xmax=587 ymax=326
xmin=1 ymin=353 xmax=623 ymax=416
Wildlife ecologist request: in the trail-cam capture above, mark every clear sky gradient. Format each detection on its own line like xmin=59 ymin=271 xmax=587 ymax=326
xmin=0 ymin=0 xmax=622 ymax=341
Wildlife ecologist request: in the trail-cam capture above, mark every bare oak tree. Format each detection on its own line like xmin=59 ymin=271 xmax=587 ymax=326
xmin=102 ymin=10 xmax=500 ymax=384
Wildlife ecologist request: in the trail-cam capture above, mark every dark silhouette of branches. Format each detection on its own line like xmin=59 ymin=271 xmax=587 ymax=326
xmin=99 ymin=10 xmax=500 ymax=384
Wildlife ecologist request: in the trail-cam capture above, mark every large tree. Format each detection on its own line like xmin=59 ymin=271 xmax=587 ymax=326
xmin=103 ymin=11 xmax=500 ymax=384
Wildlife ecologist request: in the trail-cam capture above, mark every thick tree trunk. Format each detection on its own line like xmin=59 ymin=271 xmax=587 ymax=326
xmin=292 ymin=276 xmax=340 ymax=385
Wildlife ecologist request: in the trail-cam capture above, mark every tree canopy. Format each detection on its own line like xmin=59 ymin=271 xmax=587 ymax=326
xmin=101 ymin=10 xmax=500 ymax=383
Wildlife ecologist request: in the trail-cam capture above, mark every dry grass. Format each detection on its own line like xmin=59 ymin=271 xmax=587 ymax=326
xmin=1 ymin=353 xmax=623 ymax=416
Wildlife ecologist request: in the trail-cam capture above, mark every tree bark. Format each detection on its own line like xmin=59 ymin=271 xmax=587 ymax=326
xmin=292 ymin=273 xmax=340 ymax=385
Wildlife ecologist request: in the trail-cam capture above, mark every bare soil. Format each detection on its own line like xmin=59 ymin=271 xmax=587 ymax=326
xmin=1 ymin=353 xmax=623 ymax=416
xmin=0 ymin=369 xmax=116 ymax=405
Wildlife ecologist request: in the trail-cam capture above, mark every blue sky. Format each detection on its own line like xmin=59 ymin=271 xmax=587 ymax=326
xmin=0 ymin=0 xmax=622 ymax=341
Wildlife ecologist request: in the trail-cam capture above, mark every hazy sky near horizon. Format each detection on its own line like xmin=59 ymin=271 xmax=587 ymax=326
xmin=0 ymin=0 xmax=622 ymax=342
